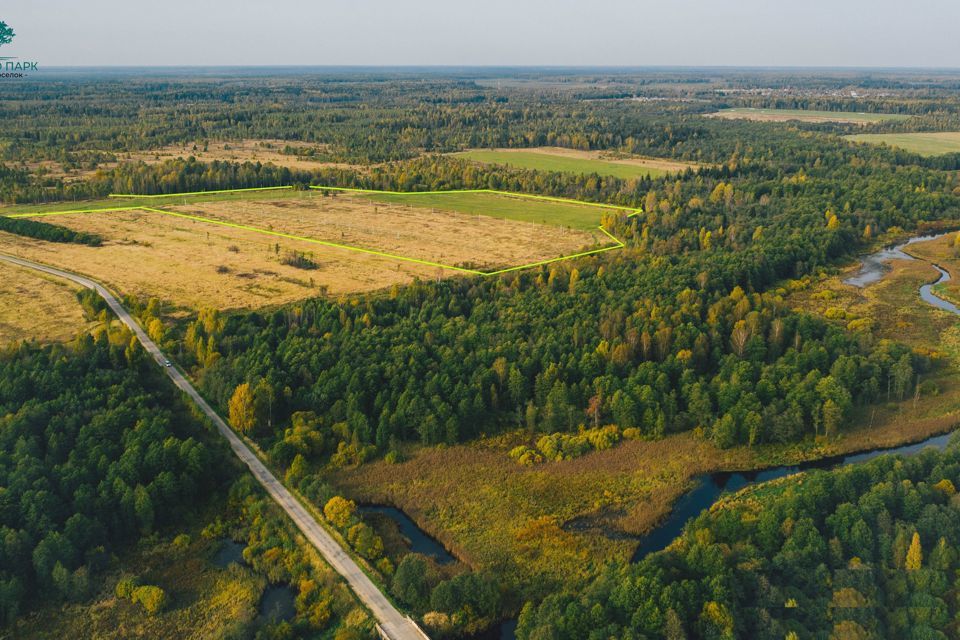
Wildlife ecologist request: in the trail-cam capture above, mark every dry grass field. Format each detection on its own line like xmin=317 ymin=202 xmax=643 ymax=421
xmin=0 ymin=212 xmax=438 ymax=311
xmin=126 ymin=139 xmax=363 ymax=172
xmin=0 ymin=261 xmax=94 ymax=344
xmin=167 ymin=192 xmax=604 ymax=270
xmin=0 ymin=191 xmax=608 ymax=310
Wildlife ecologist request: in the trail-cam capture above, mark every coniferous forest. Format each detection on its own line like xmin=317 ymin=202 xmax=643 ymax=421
xmin=4 ymin=68 xmax=960 ymax=639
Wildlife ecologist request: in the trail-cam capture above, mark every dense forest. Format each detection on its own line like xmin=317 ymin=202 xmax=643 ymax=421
xmin=183 ymin=139 xmax=959 ymax=464
xmin=517 ymin=440 xmax=960 ymax=640
xmin=3 ymin=70 xmax=960 ymax=202
xmin=0 ymin=329 xmax=224 ymax=624
xmin=5 ymin=69 xmax=960 ymax=638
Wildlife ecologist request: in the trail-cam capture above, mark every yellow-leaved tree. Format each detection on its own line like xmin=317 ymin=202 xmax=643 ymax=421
xmin=228 ymin=382 xmax=256 ymax=434
xmin=906 ymin=532 xmax=923 ymax=571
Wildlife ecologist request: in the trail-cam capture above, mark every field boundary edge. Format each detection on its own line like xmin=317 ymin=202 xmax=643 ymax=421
xmin=8 ymin=186 xmax=642 ymax=276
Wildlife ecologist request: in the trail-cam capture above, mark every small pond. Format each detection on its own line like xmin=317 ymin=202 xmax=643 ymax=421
xmin=213 ymin=539 xmax=246 ymax=568
xmin=359 ymin=505 xmax=456 ymax=564
xmin=259 ymin=584 xmax=296 ymax=622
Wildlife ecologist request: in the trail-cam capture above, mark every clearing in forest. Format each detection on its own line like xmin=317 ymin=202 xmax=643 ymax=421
xmin=0 ymin=187 xmax=634 ymax=310
xmin=846 ymin=132 xmax=960 ymax=156
xmin=454 ymin=147 xmax=699 ymax=180
xmin=707 ymin=107 xmax=910 ymax=124
xmin=125 ymin=139 xmax=366 ymax=172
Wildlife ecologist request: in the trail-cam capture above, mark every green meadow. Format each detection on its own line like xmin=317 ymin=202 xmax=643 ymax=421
xmin=846 ymin=132 xmax=960 ymax=156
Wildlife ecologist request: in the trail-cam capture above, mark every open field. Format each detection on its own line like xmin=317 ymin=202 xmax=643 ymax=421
xmin=846 ymin=132 xmax=960 ymax=156
xmin=125 ymin=139 xmax=366 ymax=172
xmin=454 ymin=147 xmax=699 ymax=180
xmin=707 ymin=107 xmax=911 ymax=124
xmin=0 ymin=188 xmax=618 ymax=309
xmin=5 ymin=139 xmax=359 ymax=184
xmin=0 ymin=186 xmax=305 ymax=216
xmin=356 ymin=189 xmax=625 ymax=231
xmin=0 ymin=261 xmax=94 ymax=344
xmin=167 ymin=192 xmax=605 ymax=270
xmin=0 ymin=210 xmax=439 ymax=310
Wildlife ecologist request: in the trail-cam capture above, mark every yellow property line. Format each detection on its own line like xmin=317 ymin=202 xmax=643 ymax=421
xmin=310 ymin=185 xmax=643 ymax=215
xmin=109 ymin=185 xmax=295 ymax=198
xmin=10 ymin=187 xmax=642 ymax=276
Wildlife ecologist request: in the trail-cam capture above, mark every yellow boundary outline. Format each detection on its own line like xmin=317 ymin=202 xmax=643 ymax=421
xmin=9 ymin=187 xmax=641 ymax=276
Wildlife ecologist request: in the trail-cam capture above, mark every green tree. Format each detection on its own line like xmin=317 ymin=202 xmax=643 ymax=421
xmin=391 ymin=555 xmax=430 ymax=610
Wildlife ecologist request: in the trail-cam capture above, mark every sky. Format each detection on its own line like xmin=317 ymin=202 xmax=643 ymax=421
xmin=3 ymin=0 xmax=960 ymax=68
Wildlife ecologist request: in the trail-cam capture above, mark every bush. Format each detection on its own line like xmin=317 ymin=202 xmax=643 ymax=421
xmin=324 ymin=496 xmax=357 ymax=530
xmin=115 ymin=576 xmax=139 ymax=599
xmin=131 ymin=585 xmax=168 ymax=615
xmin=281 ymin=250 xmax=319 ymax=270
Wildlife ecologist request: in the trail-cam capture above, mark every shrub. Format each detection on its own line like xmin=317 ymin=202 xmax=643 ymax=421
xmin=281 ymin=250 xmax=319 ymax=270
xmin=347 ymin=523 xmax=384 ymax=560
xmin=115 ymin=576 xmax=139 ymax=599
xmin=323 ymin=496 xmax=357 ymax=529
xmin=131 ymin=585 xmax=168 ymax=615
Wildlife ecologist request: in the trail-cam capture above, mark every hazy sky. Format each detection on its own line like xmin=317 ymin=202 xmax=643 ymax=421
xmin=4 ymin=0 xmax=960 ymax=68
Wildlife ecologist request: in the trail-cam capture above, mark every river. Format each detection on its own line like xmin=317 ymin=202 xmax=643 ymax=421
xmin=632 ymin=232 xmax=960 ymax=561
xmin=369 ymin=234 xmax=958 ymax=637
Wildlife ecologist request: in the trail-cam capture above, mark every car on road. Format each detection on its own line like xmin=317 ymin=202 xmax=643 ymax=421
xmin=164 ymin=360 xmax=172 ymax=367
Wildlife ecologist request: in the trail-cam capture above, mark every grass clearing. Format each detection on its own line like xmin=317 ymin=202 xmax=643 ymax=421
xmin=454 ymin=147 xmax=698 ymax=180
xmin=846 ymin=132 xmax=960 ymax=156
xmin=124 ymin=139 xmax=367 ymax=172
xmin=708 ymin=107 xmax=911 ymax=124
xmin=0 ymin=186 xmax=311 ymax=216
xmin=0 ymin=210 xmax=438 ymax=311
xmin=0 ymin=261 xmax=95 ymax=344
xmin=0 ymin=188 xmax=622 ymax=309
xmin=166 ymin=192 xmax=605 ymax=271
xmin=357 ymin=189 xmax=622 ymax=231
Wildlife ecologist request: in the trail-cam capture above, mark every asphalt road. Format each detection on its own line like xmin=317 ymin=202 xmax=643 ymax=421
xmin=0 ymin=253 xmax=427 ymax=640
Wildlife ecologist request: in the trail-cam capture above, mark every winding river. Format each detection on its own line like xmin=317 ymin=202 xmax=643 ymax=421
xmin=631 ymin=231 xmax=960 ymax=561
xmin=372 ymin=234 xmax=958 ymax=637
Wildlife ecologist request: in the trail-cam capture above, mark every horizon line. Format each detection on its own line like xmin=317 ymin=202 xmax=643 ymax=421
xmin=27 ymin=64 xmax=960 ymax=72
